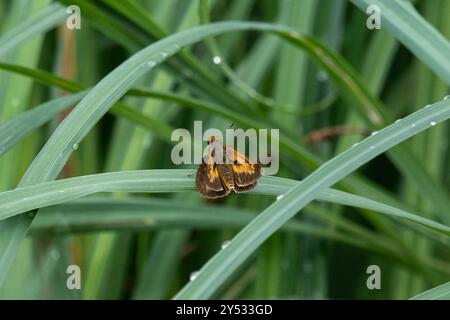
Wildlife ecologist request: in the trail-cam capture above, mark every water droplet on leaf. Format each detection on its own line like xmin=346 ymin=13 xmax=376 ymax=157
xmin=190 ymin=271 xmax=199 ymax=281
xmin=221 ymin=241 xmax=231 ymax=249
xmin=213 ymin=56 xmax=222 ymax=64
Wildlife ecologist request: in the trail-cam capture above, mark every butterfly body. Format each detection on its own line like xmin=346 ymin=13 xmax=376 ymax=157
xmin=195 ymin=135 xmax=261 ymax=199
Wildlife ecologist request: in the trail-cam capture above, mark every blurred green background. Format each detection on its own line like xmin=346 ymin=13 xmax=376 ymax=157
xmin=0 ymin=0 xmax=449 ymax=299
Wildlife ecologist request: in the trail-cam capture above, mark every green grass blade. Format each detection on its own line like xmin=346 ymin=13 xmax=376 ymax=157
xmin=0 ymin=63 xmax=427 ymax=226
xmin=410 ymin=281 xmax=450 ymax=300
xmin=30 ymin=197 xmax=443 ymax=270
xmin=1 ymin=20 xmax=448 ymax=291
xmin=0 ymin=92 xmax=87 ymax=157
xmin=0 ymin=3 xmax=67 ymax=57
xmin=20 ymin=21 xmax=292 ymax=185
xmin=0 ymin=62 xmax=174 ymax=142
xmin=25 ymin=197 xmax=378 ymax=241
xmin=173 ymin=98 xmax=450 ymax=299
xmin=56 ymin=0 xmax=146 ymax=52
xmin=1 ymin=0 xmax=448 ymax=301
xmin=283 ymin=32 xmax=450 ymax=224
xmin=0 ymin=170 xmax=448 ymax=237
xmin=351 ymin=0 xmax=450 ymax=85
xmin=0 ymin=62 xmax=84 ymax=92
xmin=45 ymin=199 xmax=427 ymax=273
xmin=1 ymin=34 xmax=441 ymax=228
xmin=0 ymin=22 xmax=298 ymax=286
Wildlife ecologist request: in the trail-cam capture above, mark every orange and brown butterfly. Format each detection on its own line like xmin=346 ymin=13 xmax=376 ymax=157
xmin=195 ymin=135 xmax=261 ymax=199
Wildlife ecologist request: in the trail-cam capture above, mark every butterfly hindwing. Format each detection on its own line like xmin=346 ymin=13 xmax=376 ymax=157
xmin=234 ymin=181 xmax=258 ymax=192
xmin=195 ymin=161 xmax=230 ymax=198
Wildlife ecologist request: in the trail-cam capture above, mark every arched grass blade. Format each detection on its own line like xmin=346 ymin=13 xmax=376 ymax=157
xmin=410 ymin=282 xmax=450 ymax=300
xmin=0 ymin=22 xmax=294 ymax=286
xmin=30 ymin=198 xmax=403 ymax=260
xmin=0 ymin=170 xmax=448 ymax=237
xmin=173 ymin=98 xmax=450 ymax=299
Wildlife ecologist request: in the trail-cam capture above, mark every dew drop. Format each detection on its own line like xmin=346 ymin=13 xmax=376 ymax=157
xmin=430 ymin=121 xmax=436 ymax=126
xmin=72 ymin=143 xmax=79 ymax=150
xmin=371 ymin=131 xmax=378 ymax=136
xmin=213 ymin=56 xmax=222 ymax=64
xmin=370 ymin=146 xmax=374 ymax=150
xmin=395 ymin=119 xmax=402 ymax=124
xmin=425 ymin=104 xmax=431 ymax=109
xmin=352 ymin=143 xmax=359 ymax=148
xmin=444 ymin=95 xmax=450 ymax=100
xmin=411 ymin=123 xmax=416 ymax=127
xmin=277 ymin=195 xmax=284 ymax=201
xmin=221 ymin=240 xmax=231 ymax=249
xmin=147 ymin=60 xmax=157 ymax=68
xmin=161 ymin=51 xmax=168 ymax=58
xmin=190 ymin=271 xmax=199 ymax=281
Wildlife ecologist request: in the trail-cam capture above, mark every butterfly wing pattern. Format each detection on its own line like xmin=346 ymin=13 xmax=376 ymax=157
xmin=195 ymin=136 xmax=261 ymax=199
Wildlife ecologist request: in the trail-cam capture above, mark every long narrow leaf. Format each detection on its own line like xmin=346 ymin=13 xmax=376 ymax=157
xmin=173 ymin=97 xmax=450 ymax=299
xmin=351 ymin=0 xmax=450 ymax=86
xmin=0 ymin=92 xmax=87 ymax=157
xmin=410 ymin=282 xmax=450 ymax=300
xmin=0 ymin=170 xmax=448 ymax=237
xmin=0 ymin=3 xmax=67 ymax=57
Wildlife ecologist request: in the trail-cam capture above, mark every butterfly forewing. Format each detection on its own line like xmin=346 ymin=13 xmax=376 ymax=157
xmin=227 ymin=145 xmax=261 ymax=187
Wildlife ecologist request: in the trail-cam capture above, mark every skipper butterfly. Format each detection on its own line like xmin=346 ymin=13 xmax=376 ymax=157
xmin=195 ymin=135 xmax=261 ymax=199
